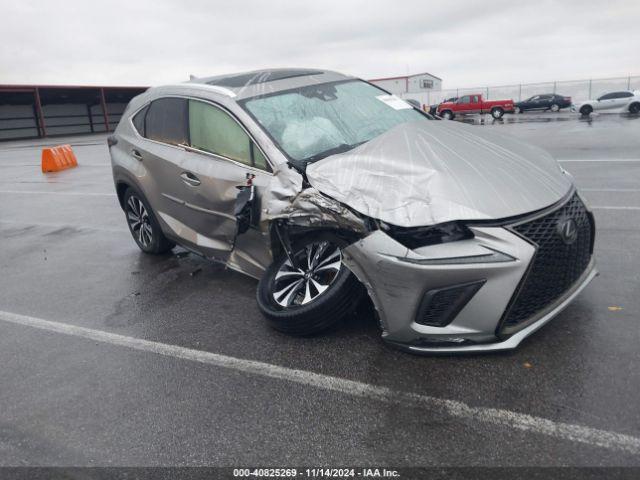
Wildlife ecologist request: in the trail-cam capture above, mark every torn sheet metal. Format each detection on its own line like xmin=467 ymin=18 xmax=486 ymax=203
xmin=261 ymin=163 xmax=367 ymax=233
xmin=306 ymin=120 xmax=573 ymax=227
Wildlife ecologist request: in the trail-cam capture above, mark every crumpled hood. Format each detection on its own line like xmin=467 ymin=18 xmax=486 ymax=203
xmin=305 ymin=120 xmax=572 ymax=227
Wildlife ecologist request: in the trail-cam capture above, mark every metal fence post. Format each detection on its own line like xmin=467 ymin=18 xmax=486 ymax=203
xmin=100 ymin=88 xmax=110 ymax=133
xmin=628 ymin=76 xmax=631 ymax=89
xmin=553 ymin=81 xmax=557 ymax=94
xmin=588 ymin=79 xmax=592 ymax=99
xmin=518 ymin=84 xmax=522 ymax=101
xmin=486 ymin=87 xmax=489 ymax=99
xmin=34 ymin=88 xmax=46 ymax=138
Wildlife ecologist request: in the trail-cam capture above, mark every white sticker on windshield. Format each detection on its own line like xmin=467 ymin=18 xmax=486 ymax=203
xmin=376 ymin=94 xmax=412 ymax=110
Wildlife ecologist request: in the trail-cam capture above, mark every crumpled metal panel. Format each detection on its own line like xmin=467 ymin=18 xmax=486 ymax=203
xmin=306 ymin=120 xmax=573 ymax=227
xmin=261 ymin=163 xmax=367 ymax=233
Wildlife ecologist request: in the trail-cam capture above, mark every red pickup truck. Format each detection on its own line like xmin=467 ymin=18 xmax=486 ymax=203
xmin=437 ymin=94 xmax=515 ymax=120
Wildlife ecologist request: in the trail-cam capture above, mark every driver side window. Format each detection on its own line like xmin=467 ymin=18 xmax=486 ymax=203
xmin=188 ymin=100 xmax=268 ymax=170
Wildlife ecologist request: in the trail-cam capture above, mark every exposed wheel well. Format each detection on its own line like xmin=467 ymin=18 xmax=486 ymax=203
xmin=268 ymin=223 xmax=362 ymax=261
xmin=116 ymin=181 xmax=130 ymax=209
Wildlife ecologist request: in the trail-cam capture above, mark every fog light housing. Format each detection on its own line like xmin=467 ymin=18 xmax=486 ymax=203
xmin=415 ymin=280 xmax=485 ymax=327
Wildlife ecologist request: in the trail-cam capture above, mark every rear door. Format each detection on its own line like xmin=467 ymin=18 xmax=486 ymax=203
xmin=131 ymin=97 xmax=191 ymax=236
xmin=610 ymin=91 xmax=634 ymax=109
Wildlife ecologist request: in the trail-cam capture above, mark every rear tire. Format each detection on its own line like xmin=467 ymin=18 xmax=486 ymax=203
xmin=256 ymin=233 xmax=363 ymax=336
xmin=580 ymin=105 xmax=593 ymax=116
xmin=629 ymin=103 xmax=640 ymax=114
xmin=123 ymin=187 xmax=175 ymax=254
xmin=514 ymin=106 xmax=522 ymax=114
xmin=491 ymin=107 xmax=504 ymax=119
xmin=550 ymin=103 xmax=560 ymax=112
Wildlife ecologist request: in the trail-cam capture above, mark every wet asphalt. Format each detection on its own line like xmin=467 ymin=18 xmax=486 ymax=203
xmin=0 ymin=112 xmax=639 ymax=467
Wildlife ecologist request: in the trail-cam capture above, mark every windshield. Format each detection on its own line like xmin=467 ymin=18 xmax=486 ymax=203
xmin=241 ymin=80 xmax=428 ymax=164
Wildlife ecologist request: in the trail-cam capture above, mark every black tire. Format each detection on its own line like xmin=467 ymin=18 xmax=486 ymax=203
xmin=123 ymin=187 xmax=175 ymax=254
xmin=629 ymin=102 xmax=640 ymax=114
xmin=256 ymin=233 xmax=364 ymax=335
xmin=514 ymin=106 xmax=522 ymax=114
xmin=580 ymin=105 xmax=593 ymax=116
xmin=441 ymin=110 xmax=454 ymax=120
xmin=550 ymin=103 xmax=560 ymax=112
xmin=491 ymin=107 xmax=504 ymax=119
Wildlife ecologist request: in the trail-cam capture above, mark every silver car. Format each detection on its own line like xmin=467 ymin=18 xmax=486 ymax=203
xmin=108 ymin=69 xmax=597 ymax=354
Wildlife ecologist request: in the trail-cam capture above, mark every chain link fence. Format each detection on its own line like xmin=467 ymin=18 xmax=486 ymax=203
xmin=401 ymin=75 xmax=640 ymax=106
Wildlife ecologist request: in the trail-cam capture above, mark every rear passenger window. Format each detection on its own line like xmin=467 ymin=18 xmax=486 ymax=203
xmin=132 ymin=104 xmax=148 ymax=136
xmin=145 ymin=98 xmax=188 ymax=146
xmin=188 ymin=99 xmax=269 ymax=170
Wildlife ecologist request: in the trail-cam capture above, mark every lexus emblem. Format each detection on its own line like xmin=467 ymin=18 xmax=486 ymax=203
xmin=558 ymin=218 xmax=578 ymax=245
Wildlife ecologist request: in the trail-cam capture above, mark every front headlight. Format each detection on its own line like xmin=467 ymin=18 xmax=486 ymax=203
xmin=379 ymin=220 xmax=474 ymax=249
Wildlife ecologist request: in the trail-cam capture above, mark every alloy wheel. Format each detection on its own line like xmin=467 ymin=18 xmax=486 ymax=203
xmin=272 ymin=241 xmax=342 ymax=307
xmin=126 ymin=195 xmax=153 ymax=248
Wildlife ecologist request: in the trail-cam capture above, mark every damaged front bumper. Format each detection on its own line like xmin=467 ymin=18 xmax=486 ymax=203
xmin=342 ymin=226 xmax=596 ymax=354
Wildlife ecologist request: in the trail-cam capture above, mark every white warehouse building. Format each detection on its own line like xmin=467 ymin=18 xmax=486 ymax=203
xmin=368 ymin=72 xmax=442 ymax=96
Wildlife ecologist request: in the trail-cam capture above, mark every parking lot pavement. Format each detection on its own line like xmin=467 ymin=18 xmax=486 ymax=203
xmin=1 ymin=114 xmax=639 ymax=466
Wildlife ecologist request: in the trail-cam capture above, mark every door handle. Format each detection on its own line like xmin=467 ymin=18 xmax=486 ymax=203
xmin=131 ymin=149 xmax=143 ymax=161
xmin=180 ymin=171 xmax=201 ymax=186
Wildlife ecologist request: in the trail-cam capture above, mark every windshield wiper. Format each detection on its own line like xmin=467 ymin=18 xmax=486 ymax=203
xmin=304 ymin=141 xmax=366 ymax=164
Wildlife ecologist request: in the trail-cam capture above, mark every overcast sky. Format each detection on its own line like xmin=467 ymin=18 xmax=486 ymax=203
xmin=1 ymin=0 xmax=638 ymax=88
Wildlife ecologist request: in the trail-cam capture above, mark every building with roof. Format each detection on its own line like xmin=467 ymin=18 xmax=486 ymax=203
xmin=368 ymin=72 xmax=442 ymax=96
xmin=0 ymin=84 xmax=147 ymax=141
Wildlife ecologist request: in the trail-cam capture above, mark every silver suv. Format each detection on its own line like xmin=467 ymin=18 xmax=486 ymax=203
xmin=108 ymin=69 xmax=596 ymax=354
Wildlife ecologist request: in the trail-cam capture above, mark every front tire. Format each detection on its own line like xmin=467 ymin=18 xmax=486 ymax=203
xmin=550 ymin=103 xmax=560 ymax=112
xmin=256 ymin=235 xmax=363 ymax=335
xmin=123 ymin=187 xmax=175 ymax=254
xmin=491 ymin=107 xmax=504 ymax=119
xmin=629 ymin=102 xmax=640 ymax=114
xmin=514 ymin=106 xmax=522 ymax=114
xmin=580 ymin=105 xmax=593 ymax=116
xmin=441 ymin=110 xmax=454 ymax=120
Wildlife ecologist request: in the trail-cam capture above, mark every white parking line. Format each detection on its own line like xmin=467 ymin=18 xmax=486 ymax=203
xmin=0 ymin=190 xmax=116 ymax=196
xmin=0 ymin=309 xmax=639 ymax=455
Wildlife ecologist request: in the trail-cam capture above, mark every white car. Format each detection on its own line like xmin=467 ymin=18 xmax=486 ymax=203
xmin=574 ymin=90 xmax=640 ymax=115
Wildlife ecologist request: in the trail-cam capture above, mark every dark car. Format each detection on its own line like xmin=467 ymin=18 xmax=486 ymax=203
xmin=515 ymin=94 xmax=572 ymax=113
